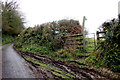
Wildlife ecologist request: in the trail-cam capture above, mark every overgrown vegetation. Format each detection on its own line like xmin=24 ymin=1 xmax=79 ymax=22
xmin=14 ymin=19 xmax=85 ymax=60
xmin=14 ymin=18 xmax=120 ymax=73
xmin=86 ymin=18 xmax=120 ymax=72
xmin=1 ymin=0 xmax=119 ymax=79
xmin=2 ymin=1 xmax=24 ymax=35
xmin=1 ymin=1 xmax=24 ymax=45
xmin=2 ymin=34 xmax=15 ymax=45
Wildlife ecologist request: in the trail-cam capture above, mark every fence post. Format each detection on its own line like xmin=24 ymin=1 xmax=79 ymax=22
xmin=82 ymin=16 xmax=87 ymax=51
xmin=96 ymin=31 xmax=99 ymax=40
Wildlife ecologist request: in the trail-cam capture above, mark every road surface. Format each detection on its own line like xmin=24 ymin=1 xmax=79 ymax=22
xmin=0 ymin=45 xmax=2 ymax=79
xmin=2 ymin=44 xmax=35 ymax=78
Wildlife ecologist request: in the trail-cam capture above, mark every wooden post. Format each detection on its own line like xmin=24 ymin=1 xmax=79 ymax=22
xmin=82 ymin=16 xmax=87 ymax=51
xmin=96 ymin=31 xmax=100 ymax=45
xmin=118 ymin=1 xmax=120 ymax=20
xmin=96 ymin=31 xmax=99 ymax=40
xmin=93 ymin=33 xmax=96 ymax=49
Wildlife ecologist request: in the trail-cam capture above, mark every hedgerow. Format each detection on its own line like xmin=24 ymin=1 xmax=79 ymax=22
xmin=87 ymin=19 xmax=120 ymax=72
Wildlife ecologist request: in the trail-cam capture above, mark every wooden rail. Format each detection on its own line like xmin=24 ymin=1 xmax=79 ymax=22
xmin=64 ymin=34 xmax=84 ymax=49
xmin=96 ymin=31 xmax=106 ymax=40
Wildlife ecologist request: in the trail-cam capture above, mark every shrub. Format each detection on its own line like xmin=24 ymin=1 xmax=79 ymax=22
xmin=94 ymin=19 xmax=120 ymax=72
xmin=2 ymin=34 xmax=15 ymax=45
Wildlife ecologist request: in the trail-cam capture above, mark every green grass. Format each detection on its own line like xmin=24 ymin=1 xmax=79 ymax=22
xmin=67 ymin=37 xmax=83 ymax=41
xmin=17 ymin=45 xmax=50 ymax=55
xmin=17 ymin=44 xmax=87 ymax=62
xmin=85 ymin=38 xmax=96 ymax=52
xmin=14 ymin=38 xmax=96 ymax=63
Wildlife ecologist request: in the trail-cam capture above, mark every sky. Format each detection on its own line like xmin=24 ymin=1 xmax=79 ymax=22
xmin=3 ymin=0 xmax=120 ymax=34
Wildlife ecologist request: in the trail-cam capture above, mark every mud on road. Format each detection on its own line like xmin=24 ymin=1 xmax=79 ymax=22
xmin=15 ymin=49 xmax=110 ymax=80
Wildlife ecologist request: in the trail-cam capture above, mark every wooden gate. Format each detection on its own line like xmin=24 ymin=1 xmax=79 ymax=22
xmin=64 ymin=34 xmax=84 ymax=53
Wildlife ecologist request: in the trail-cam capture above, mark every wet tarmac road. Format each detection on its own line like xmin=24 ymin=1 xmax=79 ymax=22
xmin=2 ymin=44 xmax=35 ymax=78
xmin=0 ymin=45 xmax=2 ymax=79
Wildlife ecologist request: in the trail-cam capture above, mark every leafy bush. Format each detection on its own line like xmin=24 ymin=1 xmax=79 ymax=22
xmin=90 ymin=19 xmax=120 ymax=72
xmin=14 ymin=19 xmax=85 ymax=62
xmin=2 ymin=34 xmax=15 ymax=45
xmin=14 ymin=19 xmax=82 ymax=51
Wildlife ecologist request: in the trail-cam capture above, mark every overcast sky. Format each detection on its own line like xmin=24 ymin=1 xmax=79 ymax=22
xmin=3 ymin=0 xmax=120 ymax=33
